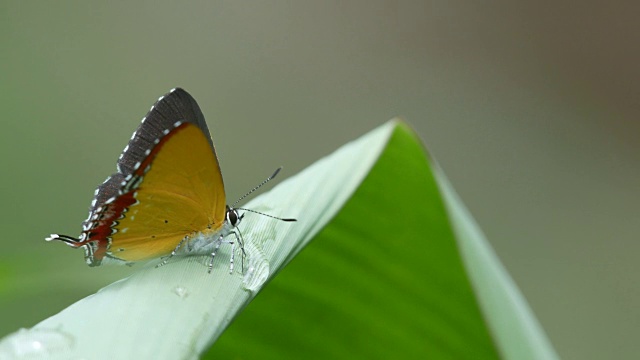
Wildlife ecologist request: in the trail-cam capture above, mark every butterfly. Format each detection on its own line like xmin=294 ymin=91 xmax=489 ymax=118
xmin=46 ymin=88 xmax=295 ymax=273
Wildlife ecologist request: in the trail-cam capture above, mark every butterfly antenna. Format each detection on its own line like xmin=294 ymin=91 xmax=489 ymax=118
xmin=232 ymin=167 xmax=283 ymax=207
xmin=235 ymin=207 xmax=297 ymax=222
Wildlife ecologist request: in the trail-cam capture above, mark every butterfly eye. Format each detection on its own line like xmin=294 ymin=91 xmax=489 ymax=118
xmin=227 ymin=208 xmax=240 ymax=227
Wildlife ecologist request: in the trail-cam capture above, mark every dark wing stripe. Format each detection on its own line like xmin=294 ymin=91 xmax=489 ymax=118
xmin=117 ymin=88 xmax=215 ymax=175
xmin=84 ymin=173 xmax=126 ymax=230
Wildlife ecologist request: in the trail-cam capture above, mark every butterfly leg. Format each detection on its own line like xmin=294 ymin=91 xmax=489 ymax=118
xmin=229 ymin=230 xmax=246 ymax=274
xmin=229 ymin=241 xmax=236 ymax=274
xmin=156 ymin=235 xmax=188 ymax=268
xmin=208 ymin=234 xmax=224 ymax=273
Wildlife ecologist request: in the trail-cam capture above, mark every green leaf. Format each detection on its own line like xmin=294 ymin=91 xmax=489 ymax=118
xmin=209 ymin=121 xmax=558 ymax=359
xmin=0 ymin=120 xmax=557 ymax=359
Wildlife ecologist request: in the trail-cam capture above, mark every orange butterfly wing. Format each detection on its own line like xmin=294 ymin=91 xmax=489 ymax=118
xmin=109 ymin=122 xmax=226 ymax=261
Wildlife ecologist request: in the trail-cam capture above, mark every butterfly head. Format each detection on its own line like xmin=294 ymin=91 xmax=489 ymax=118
xmin=225 ymin=205 xmax=244 ymax=228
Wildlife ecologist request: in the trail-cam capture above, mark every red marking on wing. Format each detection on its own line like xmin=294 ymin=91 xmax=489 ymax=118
xmin=79 ymin=192 xmax=136 ymax=263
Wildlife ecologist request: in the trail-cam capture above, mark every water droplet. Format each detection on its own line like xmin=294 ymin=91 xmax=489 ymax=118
xmin=0 ymin=328 xmax=74 ymax=359
xmin=242 ymin=243 xmax=270 ymax=293
xmin=173 ymin=286 xmax=189 ymax=298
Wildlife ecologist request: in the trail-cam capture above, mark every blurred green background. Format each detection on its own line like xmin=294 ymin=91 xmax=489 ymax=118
xmin=1 ymin=2 xmax=637 ymax=359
